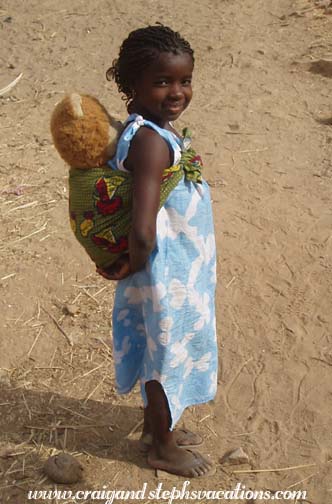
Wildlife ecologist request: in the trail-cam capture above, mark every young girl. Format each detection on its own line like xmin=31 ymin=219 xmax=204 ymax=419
xmin=102 ymin=25 xmax=218 ymax=477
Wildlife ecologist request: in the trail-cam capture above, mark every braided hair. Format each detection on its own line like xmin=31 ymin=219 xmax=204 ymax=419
xmin=107 ymin=25 xmax=194 ymax=109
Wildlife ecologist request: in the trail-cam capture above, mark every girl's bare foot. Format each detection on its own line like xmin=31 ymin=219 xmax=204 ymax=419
xmin=143 ymin=381 xmax=214 ymax=477
xmin=147 ymin=437 xmax=214 ymax=477
xmin=139 ymin=428 xmax=203 ymax=452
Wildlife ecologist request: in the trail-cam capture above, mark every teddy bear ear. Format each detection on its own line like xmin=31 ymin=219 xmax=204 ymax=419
xmin=68 ymin=93 xmax=84 ymax=118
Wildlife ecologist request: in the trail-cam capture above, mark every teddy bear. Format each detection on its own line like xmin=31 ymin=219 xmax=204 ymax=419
xmin=50 ymin=93 xmax=123 ymax=168
xmin=50 ymin=93 xmax=191 ymax=272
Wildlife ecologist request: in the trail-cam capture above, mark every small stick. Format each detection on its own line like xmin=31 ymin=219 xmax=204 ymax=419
xmin=82 ymin=288 xmax=100 ymax=305
xmin=34 ymin=366 xmax=63 ymax=370
xmin=238 ymin=147 xmax=268 ymax=153
xmin=6 ymin=201 xmax=38 ymax=213
xmin=266 ymin=282 xmax=286 ymax=298
xmin=59 ymin=405 xmax=93 ymax=420
xmin=126 ymin=419 xmax=144 ymax=438
xmin=31 ymin=321 xmax=43 ymax=328
xmin=41 ymin=306 xmax=73 ymax=346
xmin=4 ymin=460 xmax=17 ymax=476
xmin=0 ymin=480 xmax=34 ymax=490
xmin=14 ymin=311 xmax=25 ymax=325
xmin=98 ymin=337 xmax=112 ymax=355
xmin=225 ymin=357 xmax=254 ymax=410
xmin=23 ymin=316 xmax=35 ymax=326
xmin=39 ymin=234 xmax=51 ymax=242
xmin=69 ymin=347 xmax=74 ymax=365
xmin=84 ymin=375 xmax=107 ymax=403
xmin=1 ymin=273 xmax=16 ymax=281
xmin=6 ymin=465 xmax=33 ymax=476
xmin=231 ymin=431 xmax=255 ymax=437
xmin=21 ymin=392 xmax=32 ymax=421
xmin=199 ymin=414 xmax=211 ymax=423
xmin=233 ymin=463 xmax=317 ymax=474
xmin=24 ymin=423 xmax=110 ymax=430
xmin=226 ymin=276 xmax=236 ymax=289
xmin=207 ymin=424 xmax=218 ymax=437
xmin=94 ymin=286 xmax=107 ymax=297
xmin=48 ymin=347 xmax=57 ymax=367
xmin=71 ymin=292 xmax=82 ymax=304
xmin=27 ymin=327 xmax=43 ymax=357
xmin=112 ymin=472 xmax=120 ymax=485
xmin=8 ymin=221 xmax=48 ymax=246
xmin=63 ymin=427 xmax=68 ymax=450
xmin=67 ymin=362 xmax=105 ymax=383
xmin=73 ymin=283 xmax=99 ymax=289
xmin=0 ymin=450 xmax=29 ymax=458
xmin=0 ymin=73 xmax=23 ymax=96
xmin=36 ymin=475 xmax=48 ymax=485
xmin=286 ymin=472 xmax=317 ymax=489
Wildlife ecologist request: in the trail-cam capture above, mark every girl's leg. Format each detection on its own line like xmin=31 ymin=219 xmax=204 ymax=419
xmin=144 ymin=380 xmax=214 ymax=477
xmin=141 ymin=401 xmax=203 ymax=450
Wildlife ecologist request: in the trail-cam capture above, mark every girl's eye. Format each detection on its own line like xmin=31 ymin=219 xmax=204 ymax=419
xmin=154 ymin=80 xmax=168 ymax=86
xmin=182 ymin=79 xmax=192 ymax=86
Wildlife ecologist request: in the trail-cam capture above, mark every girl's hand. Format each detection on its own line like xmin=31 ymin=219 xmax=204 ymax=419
xmin=96 ymin=255 xmax=131 ymax=281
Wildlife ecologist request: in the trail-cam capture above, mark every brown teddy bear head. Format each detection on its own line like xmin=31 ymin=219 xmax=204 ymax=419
xmin=50 ymin=94 xmax=123 ymax=168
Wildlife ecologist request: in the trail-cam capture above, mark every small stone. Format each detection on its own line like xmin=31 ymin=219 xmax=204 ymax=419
xmin=228 ymin=122 xmax=240 ymax=131
xmin=63 ymin=304 xmax=79 ymax=317
xmin=44 ymin=453 xmax=83 ymax=484
xmin=315 ymin=115 xmax=332 ymax=126
xmin=309 ymin=58 xmax=332 ymax=78
xmin=220 ymin=447 xmax=250 ymax=465
xmin=0 ymin=370 xmax=10 ymax=386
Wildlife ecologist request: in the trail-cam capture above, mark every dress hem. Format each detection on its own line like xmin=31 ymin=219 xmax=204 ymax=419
xmin=168 ymin=392 xmax=217 ymax=429
xmin=116 ymin=378 xmax=217 ymax=430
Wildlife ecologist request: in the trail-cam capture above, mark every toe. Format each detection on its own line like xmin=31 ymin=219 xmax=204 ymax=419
xmin=192 ymin=468 xmax=200 ymax=477
xmin=195 ymin=466 xmax=205 ymax=476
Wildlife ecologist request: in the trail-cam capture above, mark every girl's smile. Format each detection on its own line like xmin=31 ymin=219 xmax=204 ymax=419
xmin=131 ymin=52 xmax=193 ymax=128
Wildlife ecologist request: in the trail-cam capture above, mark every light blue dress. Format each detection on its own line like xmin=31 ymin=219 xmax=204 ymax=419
xmin=109 ymin=114 xmax=218 ymax=428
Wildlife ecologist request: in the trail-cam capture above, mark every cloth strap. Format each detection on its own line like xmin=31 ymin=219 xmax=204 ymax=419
xmin=69 ymin=128 xmax=203 ymax=269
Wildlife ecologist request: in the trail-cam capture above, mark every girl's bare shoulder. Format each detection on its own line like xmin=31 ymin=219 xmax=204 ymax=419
xmin=125 ymin=126 xmax=172 ymax=172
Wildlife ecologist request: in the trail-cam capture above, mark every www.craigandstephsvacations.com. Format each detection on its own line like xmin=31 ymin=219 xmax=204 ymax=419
xmin=27 ymin=481 xmax=307 ymax=502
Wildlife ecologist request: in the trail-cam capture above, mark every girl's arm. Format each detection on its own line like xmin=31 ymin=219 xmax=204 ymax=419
xmin=126 ymin=127 xmax=172 ymax=273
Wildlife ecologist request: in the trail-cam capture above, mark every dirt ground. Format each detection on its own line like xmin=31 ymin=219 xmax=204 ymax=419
xmin=1 ymin=0 xmax=332 ymax=502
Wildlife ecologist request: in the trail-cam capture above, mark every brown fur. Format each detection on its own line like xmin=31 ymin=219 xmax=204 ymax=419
xmin=50 ymin=94 xmax=122 ymax=168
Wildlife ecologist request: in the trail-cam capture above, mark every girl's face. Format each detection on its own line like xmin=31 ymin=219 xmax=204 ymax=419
xmin=132 ymin=52 xmax=193 ymax=128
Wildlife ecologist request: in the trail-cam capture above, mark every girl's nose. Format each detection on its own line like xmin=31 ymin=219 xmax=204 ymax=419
xmin=168 ymin=83 xmax=183 ymax=98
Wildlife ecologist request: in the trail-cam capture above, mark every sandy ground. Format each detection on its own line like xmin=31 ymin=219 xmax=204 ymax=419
xmin=1 ymin=0 xmax=332 ymax=502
